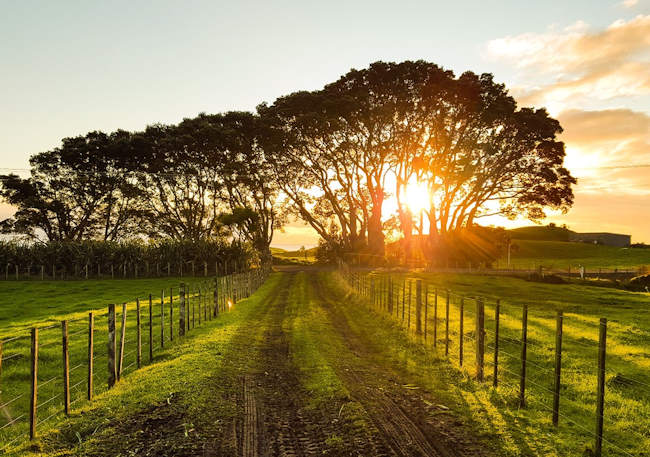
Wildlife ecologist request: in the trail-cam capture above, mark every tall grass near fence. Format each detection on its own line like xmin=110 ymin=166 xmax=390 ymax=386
xmin=0 ymin=264 xmax=271 ymax=449
xmin=341 ymin=269 xmax=650 ymax=457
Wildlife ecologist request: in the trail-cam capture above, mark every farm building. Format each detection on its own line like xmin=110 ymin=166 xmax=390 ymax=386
xmin=569 ymin=232 xmax=631 ymax=247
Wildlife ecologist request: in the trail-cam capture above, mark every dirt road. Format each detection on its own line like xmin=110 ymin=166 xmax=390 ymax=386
xmin=33 ymin=271 xmax=497 ymax=457
xmin=224 ymin=272 xmax=493 ymax=457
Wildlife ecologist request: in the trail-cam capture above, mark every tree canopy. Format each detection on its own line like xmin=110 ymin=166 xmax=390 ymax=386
xmin=1 ymin=60 xmax=575 ymax=265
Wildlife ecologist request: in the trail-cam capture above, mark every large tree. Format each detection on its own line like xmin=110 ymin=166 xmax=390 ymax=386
xmin=259 ymin=91 xmax=370 ymax=254
xmin=412 ymin=72 xmax=576 ymax=247
xmin=126 ymin=121 xmax=228 ymax=240
xmin=211 ymin=112 xmax=286 ymax=262
xmin=262 ymin=60 xmax=575 ymax=262
xmin=0 ymin=130 xmax=143 ymax=241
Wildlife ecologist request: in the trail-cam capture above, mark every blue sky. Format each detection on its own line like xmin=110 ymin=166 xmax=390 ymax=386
xmin=1 ymin=0 xmax=649 ymax=247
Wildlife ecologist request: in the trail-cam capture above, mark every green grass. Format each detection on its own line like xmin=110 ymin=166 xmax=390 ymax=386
xmin=285 ymin=272 xmax=348 ymax=407
xmin=272 ymin=246 xmax=317 ymax=264
xmin=502 ymin=239 xmax=650 ymax=271
xmin=3 ymin=269 xmax=648 ymax=456
xmin=0 ymin=271 xmax=265 ymax=452
xmin=354 ymin=270 xmax=650 ymax=456
xmin=0 ymin=277 xmax=212 ymax=338
xmin=10 ymin=272 xmax=279 ymax=456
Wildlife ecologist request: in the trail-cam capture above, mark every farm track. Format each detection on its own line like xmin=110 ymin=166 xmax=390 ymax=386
xmin=235 ymin=272 xmax=328 ymax=457
xmin=232 ymin=272 xmax=492 ymax=457
xmin=235 ymin=272 xmax=377 ymax=457
xmin=310 ymin=274 xmax=491 ymax=457
xmin=25 ymin=272 xmax=495 ymax=457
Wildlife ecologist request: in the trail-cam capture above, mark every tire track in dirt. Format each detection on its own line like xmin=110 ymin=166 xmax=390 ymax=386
xmin=237 ymin=272 xmax=330 ymax=457
xmin=310 ymin=273 xmax=493 ymax=457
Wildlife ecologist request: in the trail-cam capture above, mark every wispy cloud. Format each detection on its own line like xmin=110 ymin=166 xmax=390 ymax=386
xmin=485 ymin=15 xmax=650 ymax=113
xmin=620 ymin=0 xmax=639 ymax=9
xmin=558 ymin=108 xmax=650 ymax=189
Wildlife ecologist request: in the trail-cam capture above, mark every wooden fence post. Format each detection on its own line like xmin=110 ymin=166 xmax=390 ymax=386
xmin=179 ymin=283 xmax=186 ymax=337
xmin=169 ymin=288 xmax=174 ymax=341
xmin=459 ymin=298 xmax=464 ymax=366
xmin=118 ymin=303 xmax=127 ymax=380
xmin=41 ymin=265 xmax=44 ymax=281
xmin=136 ymin=299 xmax=142 ymax=369
xmin=445 ymin=291 xmax=450 ymax=356
xmin=476 ymin=299 xmax=485 ymax=381
xmin=214 ymin=280 xmax=219 ymax=317
xmin=88 ymin=312 xmax=94 ymax=401
xmin=402 ymin=280 xmax=406 ymax=324
xmin=493 ymin=300 xmax=500 ymax=387
xmin=29 ymin=327 xmax=38 ymax=440
xmin=416 ymin=280 xmax=423 ymax=335
xmin=519 ymin=304 xmax=528 ymax=408
xmin=149 ymin=295 xmax=153 ymax=361
xmin=62 ymin=320 xmax=70 ymax=415
xmin=424 ymin=284 xmax=428 ymax=340
xmin=192 ymin=286 xmax=195 ymax=329
xmin=553 ymin=310 xmax=563 ymax=426
xmin=407 ymin=281 xmax=412 ymax=330
xmin=434 ymin=289 xmax=438 ymax=347
xmin=160 ymin=291 xmax=164 ymax=348
xmin=595 ymin=318 xmax=607 ymax=457
xmin=198 ymin=288 xmax=202 ymax=325
xmin=204 ymin=261 xmax=207 ymax=277
xmin=108 ymin=304 xmax=117 ymax=388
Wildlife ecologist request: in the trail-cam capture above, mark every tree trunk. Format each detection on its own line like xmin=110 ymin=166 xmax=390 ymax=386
xmin=367 ymin=210 xmax=384 ymax=258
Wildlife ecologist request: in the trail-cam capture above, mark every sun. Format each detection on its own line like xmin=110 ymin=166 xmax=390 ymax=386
xmin=405 ymin=181 xmax=430 ymax=213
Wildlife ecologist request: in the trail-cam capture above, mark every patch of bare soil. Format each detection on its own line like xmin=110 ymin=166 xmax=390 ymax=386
xmin=42 ymin=395 xmax=203 ymax=457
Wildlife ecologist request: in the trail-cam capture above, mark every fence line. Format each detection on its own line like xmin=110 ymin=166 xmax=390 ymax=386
xmin=343 ymin=268 xmax=647 ymax=457
xmin=1 ymin=260 xmax=253 ymax=281
xmin=0 ymin=264 xmax=271 ymax=449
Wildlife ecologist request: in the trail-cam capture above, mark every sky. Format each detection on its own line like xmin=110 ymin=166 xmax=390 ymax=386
xmin=1 ymin=0 xmax=649 ymax=249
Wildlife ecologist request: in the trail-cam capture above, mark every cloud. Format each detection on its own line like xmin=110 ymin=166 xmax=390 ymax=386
xmin=557 ymin=108 xmax=650 ymax=195
xmin=620 ymin=0 xmax=638 ymax=8
xmin=486 ymin=15 xmax=650 ymax=112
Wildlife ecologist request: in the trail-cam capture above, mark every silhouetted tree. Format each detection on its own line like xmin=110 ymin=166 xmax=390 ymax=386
xmin=0 ymin=131 xmax=143 ymax=241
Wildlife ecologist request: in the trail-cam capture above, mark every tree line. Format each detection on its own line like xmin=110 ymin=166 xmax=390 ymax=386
xmin=0 ymin=60 xmax=576 ymax=265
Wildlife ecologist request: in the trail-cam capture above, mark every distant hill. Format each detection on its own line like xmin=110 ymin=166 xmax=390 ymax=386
xmin=508 ymin=225 xmax=575 ymax=242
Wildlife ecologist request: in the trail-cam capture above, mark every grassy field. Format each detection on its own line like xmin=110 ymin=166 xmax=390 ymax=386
xmin=355 ymin=269 xmax=650 ymax=456
xmin=501 ymin=239 xmax=650 ymax=271
xmin=0 ymin=277 xmax=215 ymax=338
xmin=0 ymin=271 xmax=265 ymax=450
xmin=1 ymin=269 xmax=648 ymax=456
xmin=271 ymin=246 xmax=317 ymax=264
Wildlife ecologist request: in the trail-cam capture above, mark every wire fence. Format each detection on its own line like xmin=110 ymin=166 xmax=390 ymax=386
xmin=342 ymin=268 xmax=650 ymax=457
xmin=0 ymin=259 xmax=249 ymax=281
xmin=0 ymin=264 xmax=271 ymax=449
